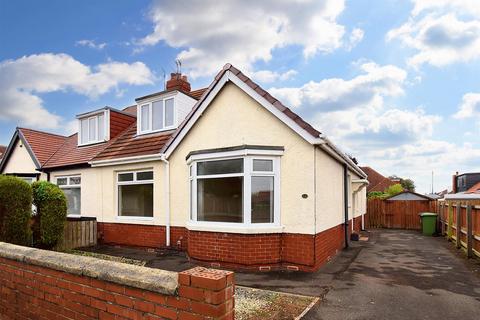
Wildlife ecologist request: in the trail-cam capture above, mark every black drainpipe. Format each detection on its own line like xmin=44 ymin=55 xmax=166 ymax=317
xmin=343 ymin=163 xmax=349 ymax=248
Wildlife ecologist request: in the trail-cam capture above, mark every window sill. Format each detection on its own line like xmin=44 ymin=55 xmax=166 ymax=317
xmin=186 ymin=222 xmax=284 ymax=234
xmin=116 ymin=216 xmax=155 ymax=222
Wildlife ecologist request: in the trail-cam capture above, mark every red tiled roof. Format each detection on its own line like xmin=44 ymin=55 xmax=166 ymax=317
xmin=466 ymin=182 xmax=480 ymax=194
xmin=360 ymin=166 xmax=397 ymax=193
xmin=0 ymin=145 xmax=6 ymax=158
xmin=189 ymin=88 xmax=208 ymax=100
xmin=18 ymin=128 xmax=67 ymax=166
xmin=122 ymin=105 xmax=137 ymax=116
xmin=42 ymin=134 xmax=111 ymax=169
xmin=93 ymin=123 xmax=174 ymax=161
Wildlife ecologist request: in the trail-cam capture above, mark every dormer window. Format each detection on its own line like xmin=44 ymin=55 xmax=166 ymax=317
xmin=78 ymin=111 xmax=107 ymax=146
xmin=138 ymin=97 xmax=176 ymax=134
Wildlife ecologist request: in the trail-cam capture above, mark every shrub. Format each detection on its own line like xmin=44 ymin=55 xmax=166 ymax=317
xmin=384 ymin=183 xmax=404 ymax=197
xmin=0 ymin=175 xmax=32 ymax=245
xmin=367 ymin=191 xmax=385 ymax=199
xmin=32 ymin=181 xmax=67 ymax=249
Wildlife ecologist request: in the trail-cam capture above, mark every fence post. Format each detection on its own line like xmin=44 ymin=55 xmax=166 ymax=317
xmin=447 ymin=203 xmax=453 ymax=240
xmin=466 ymin=205 xmax=473 ymax=258
xmin=456 ymin=203 xmax=461 ymax=249
xmin=440 ymin=203 xmax=444 ymax=235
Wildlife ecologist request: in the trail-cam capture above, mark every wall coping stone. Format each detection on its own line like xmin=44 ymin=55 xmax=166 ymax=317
xmin=0 ymin=242 xmax=178 ymax=295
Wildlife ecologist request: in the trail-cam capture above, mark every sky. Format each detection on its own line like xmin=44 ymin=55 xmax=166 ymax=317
xmin=1 ymin=0 xmax=480 ymax=193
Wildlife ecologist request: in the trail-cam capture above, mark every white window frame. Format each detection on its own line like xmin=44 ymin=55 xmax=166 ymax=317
xmin=137 ymin=96 xmax=177 ymax=135
xmin=78 ymin=110 xmax=109 ymax=146
xmin=116 ymin=170 xmax=154 ymax=221
xmin=56 ymin=175 xmax=81 ymax=217
xmin=188 ymin=152 xmax=281 ymax=230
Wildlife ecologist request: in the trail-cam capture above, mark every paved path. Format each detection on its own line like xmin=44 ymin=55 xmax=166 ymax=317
xmin=304 ymin=229 xmax=480 ymax=320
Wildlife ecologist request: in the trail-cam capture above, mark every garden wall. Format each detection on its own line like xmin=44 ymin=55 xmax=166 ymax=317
xmin=0 ymin=242 xmax=234 ymax=320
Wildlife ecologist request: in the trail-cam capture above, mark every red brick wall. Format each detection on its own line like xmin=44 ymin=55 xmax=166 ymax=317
xmin=98 ymin=222 xmax=349 ymax=272
xmin=98 ymin=223 xmax=188 ymax=250
xmin=352 ymin=215 xmax=363 ymax=232
xmin=0 ymin=257 xmax=234 ymax=320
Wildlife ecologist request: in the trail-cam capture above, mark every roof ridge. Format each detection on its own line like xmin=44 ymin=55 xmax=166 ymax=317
xmin=17 ymin=127 xmax=67 ymax=138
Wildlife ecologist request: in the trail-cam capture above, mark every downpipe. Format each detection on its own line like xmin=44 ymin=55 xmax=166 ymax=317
xmin=344 ymin=163 xmax=349 ymax=248
xmin=160 ymin=155 xmax=171 ymax=247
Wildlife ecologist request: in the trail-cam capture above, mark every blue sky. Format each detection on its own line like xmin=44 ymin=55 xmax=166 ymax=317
xmin=1 ymin=0 xmax=480 ymax=193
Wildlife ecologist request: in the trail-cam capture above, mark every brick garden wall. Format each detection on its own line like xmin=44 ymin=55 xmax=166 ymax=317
xmin=0 ymin=243 xmax=234 ymax=320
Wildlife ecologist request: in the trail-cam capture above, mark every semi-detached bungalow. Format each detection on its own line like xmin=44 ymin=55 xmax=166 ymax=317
xmin=0 ymin=64 xmax=368 ymax=271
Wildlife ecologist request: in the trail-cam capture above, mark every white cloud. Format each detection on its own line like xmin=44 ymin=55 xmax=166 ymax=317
xmin=453 ymin=93 xmax=480 ymax=119
xmin=387 ymin=1 xmax=480 ymax=68
xmin=269 ymin=62 xmax=407 ymax=110
xmin=139 ymin=0 xmax=360 ymax=77
xmin=76 ymin=39 xmax=107 ymax=50
xmin=346 ymin=28 xmax=364 ymax=51
xmin=0 ymin=53 xmax=155 ymax=130
xmin=250 ymin=69 xmax=297 ymax=83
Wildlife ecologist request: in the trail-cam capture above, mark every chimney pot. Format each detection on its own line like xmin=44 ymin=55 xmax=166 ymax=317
xmin=166 ymin=72 xmax=191 ymax=93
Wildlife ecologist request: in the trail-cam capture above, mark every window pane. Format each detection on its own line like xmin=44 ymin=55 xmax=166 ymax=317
xmin=137 ymin=171 xmax=153 ymax=181
xmin=253 ymin=159 xmax=273 ymax=172
xmin=165 ymin=98 xmax=174 ymax=127
xmin=141 ymin=104 xmax=150 ymax=131
xmin=63 ymin=188 xmax=81 ymax=215
xmin=190 ymin=180 xmax=193 ymax=220
xmin=98 ymin=114 xmax=105 ymax=140
xmin=152 ymin=100 xmax=164 ymax=130
xmin=69 ymin=176 xmax=81 ymax=185
xmin=81 ymin=119 xmax=88 ymax=144
xmin=251 ymin=176 xmax=274 ymax=223
xmin=118 ymin=173 xmax=134 ymax=182
xmin=89 ymin=117 xmax=97 ymax=141
xmin=197 ymin=177 xmax=243 ymax=223
xmin=57 ymin=178 xmax=67 ymax=186
xmin=197 ymin=159 xmax=243 ymax=176
xmin=118 ymin=184 xmax=153 ymax=217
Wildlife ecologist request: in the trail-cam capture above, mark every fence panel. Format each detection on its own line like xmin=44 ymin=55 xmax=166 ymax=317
xmin=438 ymin=202 xmax=480 ymax=259
xmin=365 ymin=199 xmax=437 ymax=230
xmin=55 ymin=217 xmax=97 ymax=251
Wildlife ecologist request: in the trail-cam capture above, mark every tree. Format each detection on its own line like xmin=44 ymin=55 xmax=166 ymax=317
xmin=384 ymin=183 xmax=404 ymax=197
xmin=400 ymin=178 xmax=415 ymax=192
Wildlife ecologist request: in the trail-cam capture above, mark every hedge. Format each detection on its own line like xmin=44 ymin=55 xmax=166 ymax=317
xmin=32 ymin=181 xmax=67 ymax=249
xmin=0 ymin=175 xmax=32 ymax=246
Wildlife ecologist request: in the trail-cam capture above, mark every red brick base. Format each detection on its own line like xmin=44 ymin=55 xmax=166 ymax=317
xmin=352 ymin=215 xmax=364 ymax=233
xmin=97 ymin=222 xmax=349 ymax=272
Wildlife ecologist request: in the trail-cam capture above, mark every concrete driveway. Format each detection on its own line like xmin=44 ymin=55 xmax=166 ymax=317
xmin=302 ymin=229 xmax=480 ymax=320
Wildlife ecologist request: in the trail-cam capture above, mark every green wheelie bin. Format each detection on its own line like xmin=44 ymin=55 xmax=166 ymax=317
xmin=420 ymin=212 xmax=437 ymax=236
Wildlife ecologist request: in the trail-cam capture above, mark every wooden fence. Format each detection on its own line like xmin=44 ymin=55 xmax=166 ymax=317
xmin=55 ymin=217 xmax=97 ymax=251
xmin=438 ymin=201 xmax=480 ymax=259
xmin=365 ymin=198 xmax=438 ymax=230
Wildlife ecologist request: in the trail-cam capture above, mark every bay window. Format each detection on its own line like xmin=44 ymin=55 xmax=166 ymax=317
xmin=57 ymin=176 xmax=81 ymax=216
xmin=117 ymin=170 xmax=154 ymax=218
xmin=189 ymin=155 xmax=280 ymax=227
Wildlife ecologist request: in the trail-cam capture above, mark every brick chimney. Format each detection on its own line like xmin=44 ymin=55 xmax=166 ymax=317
xmin=166 ymin=73 xmax=191 ymax=93
xmin=452 ymin=171 xmax=458 ymax=193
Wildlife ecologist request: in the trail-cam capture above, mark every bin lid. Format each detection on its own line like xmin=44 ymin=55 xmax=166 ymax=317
xmin=420 ymin=212 xmax=438 ymax=217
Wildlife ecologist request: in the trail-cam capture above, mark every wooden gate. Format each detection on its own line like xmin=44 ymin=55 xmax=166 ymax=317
xmin=365 ymin=198 xmax=438 ymax=230
xmin=55 ymin=217 xmax=97 ymax=251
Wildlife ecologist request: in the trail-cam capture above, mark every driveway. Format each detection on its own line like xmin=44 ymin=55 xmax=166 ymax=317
xmin=303 ymin=229 xmax=480 ymax=320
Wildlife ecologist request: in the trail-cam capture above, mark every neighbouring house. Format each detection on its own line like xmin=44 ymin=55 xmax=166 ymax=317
xmin=445 ymin=172 xmax=480 ymax=200
xmin=0 ymin=145 xmax=5 ymax=162
xmin=360 ymin=166 xmax=398 ymax=193
xmin=0 ymin=64 xmax=368 ymax=272
xmin=384 ymin=190 xmax=434 ymax=201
